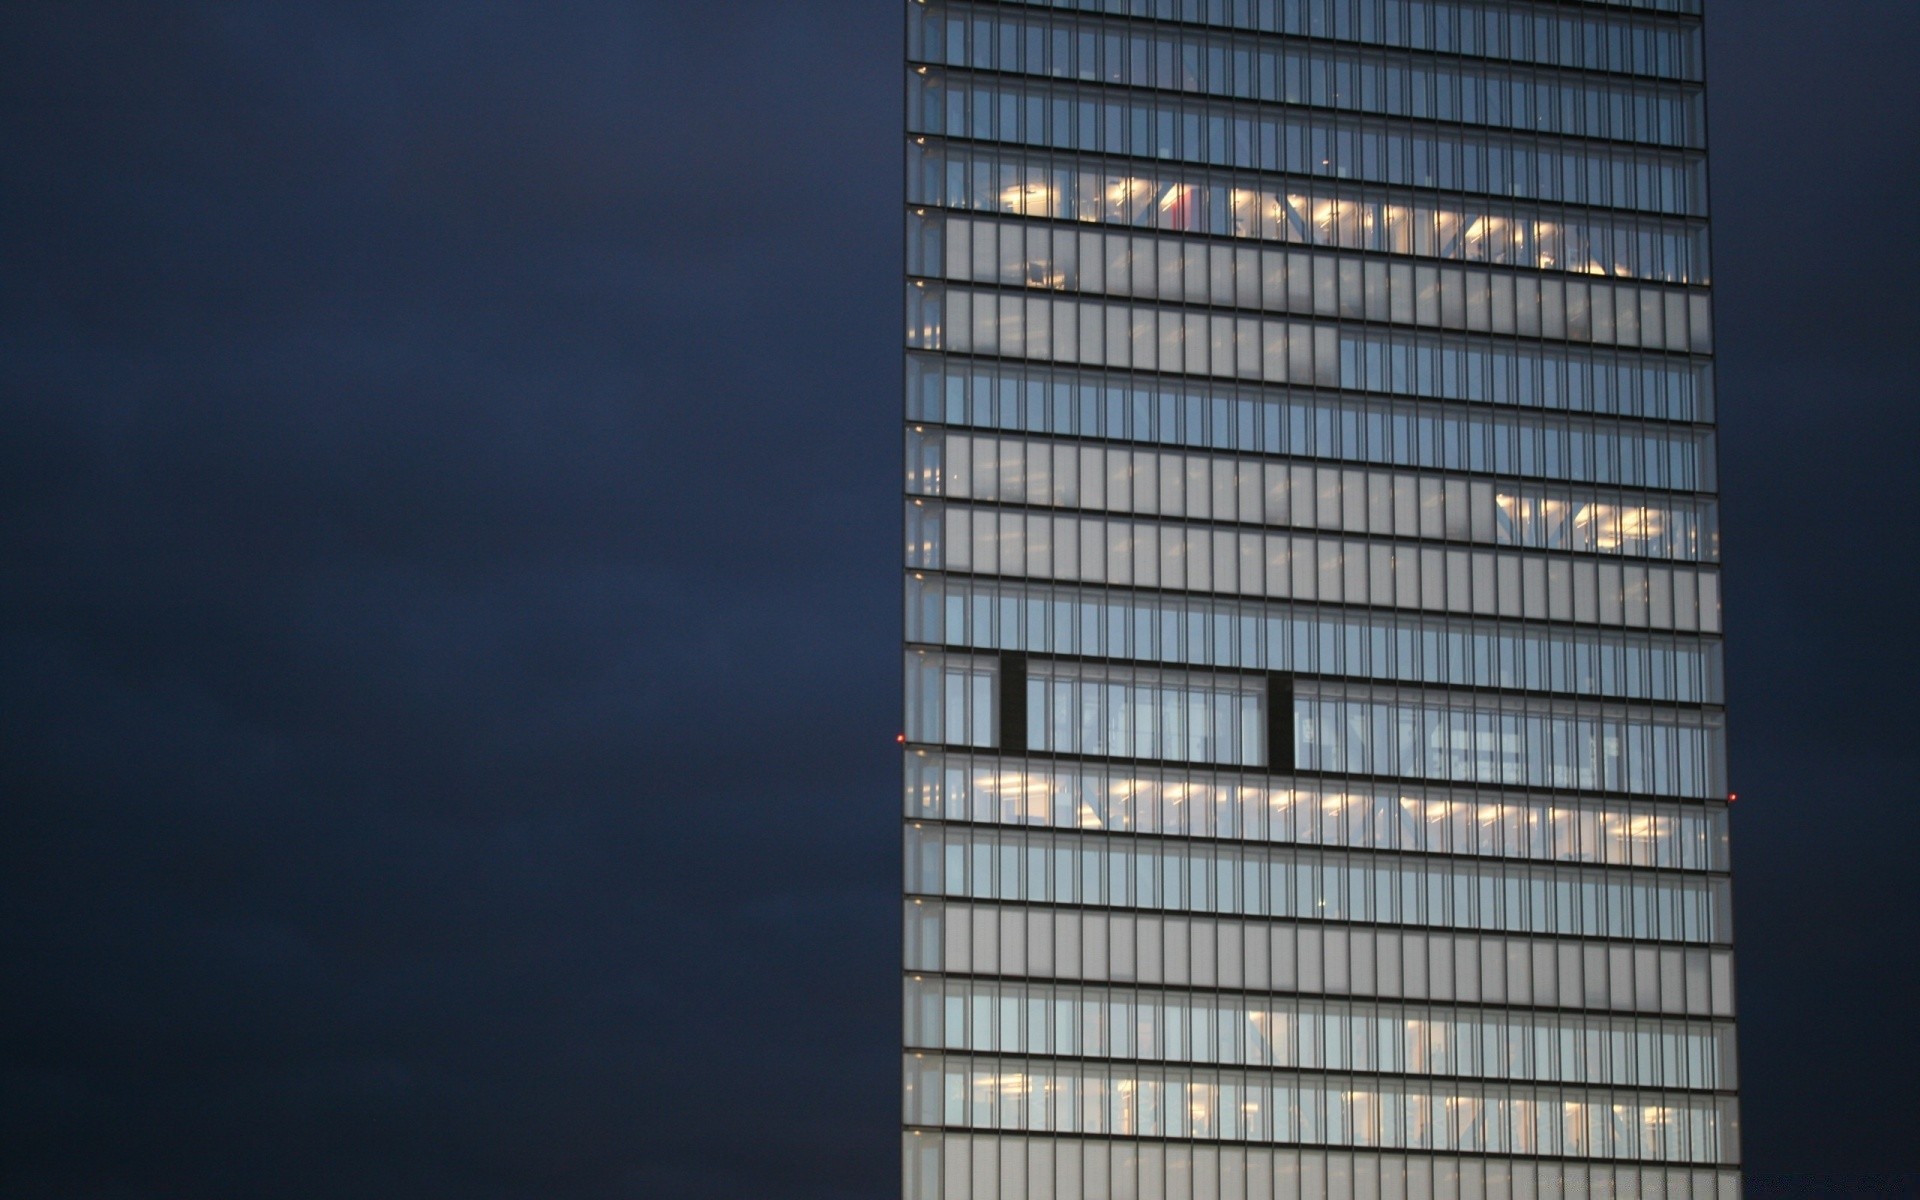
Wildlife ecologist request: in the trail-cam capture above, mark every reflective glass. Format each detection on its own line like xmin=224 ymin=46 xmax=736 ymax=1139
xmin=908 ymin=573 xmax=1724 ymax=703
xmin=905 ymin=752 xmax=1732 ymax=869
xmin=906 ymin=823 xmax=1733 ymax=943
xmin=912 ymin=501 xmax=1724 ymax=634
xmin=909 ymin=1051 xmax=1731 ymax=1162
xmin=912 ymin=899 xmax=1739 ymax=1017
xmin=917 ymin=213 xmax=1711 ymax=353
xmin=903 ymin=1132 xmax=1743 ymax=1200
xmin=901 ymin=0 xmax=1737 ymax=1191
xmin=906 ymin=354 xmax=1718 ymax=491
xmin=986 ymin=0 xmax=1704 ymax=81
xmin=910 ymin=284 xmax=1712 ymax=421
xmin=910 ymin=72 xmax=1705 ymax=216
xmin=1026 ymin=659 xmax=1268 ymax=766
xmin=906 ymin=976 xmax=1734 ymax=1090
xmin=911 ymin=140 xmax=1711 ymax=284
xmin=1294 ymin=680 xmax=1722 ymax=797
xmin=916 ymin=3 xmax=1703 ymax=147
xmin=913 ymin=428 xmax=1718 ymax=562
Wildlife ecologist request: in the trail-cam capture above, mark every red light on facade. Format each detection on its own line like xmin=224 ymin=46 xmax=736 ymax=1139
xmin=896 ymin=733 xmax=906 ymax=744
xmin=1728 ymin=792 xmax=1738 ymax=803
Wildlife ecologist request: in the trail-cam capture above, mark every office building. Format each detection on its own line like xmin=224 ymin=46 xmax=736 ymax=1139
xmin=902 ymin=2 xmax=1739 ymax=1197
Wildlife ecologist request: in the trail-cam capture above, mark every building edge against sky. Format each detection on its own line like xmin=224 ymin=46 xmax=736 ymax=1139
xmin=902 ymin=1 xmax=1738 ymax=1197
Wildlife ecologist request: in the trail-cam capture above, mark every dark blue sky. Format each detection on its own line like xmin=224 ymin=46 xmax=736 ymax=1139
xmin=2 ymin=3 xmax=1915 ymax=1196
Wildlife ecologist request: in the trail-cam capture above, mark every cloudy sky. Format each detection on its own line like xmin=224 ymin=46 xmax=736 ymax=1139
xmin=3 ymin=3 xmax=1916 ymax=1196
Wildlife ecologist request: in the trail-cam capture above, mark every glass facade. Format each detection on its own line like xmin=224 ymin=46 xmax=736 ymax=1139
xmin=902 ymin=1 xmax=1736 ymax=1196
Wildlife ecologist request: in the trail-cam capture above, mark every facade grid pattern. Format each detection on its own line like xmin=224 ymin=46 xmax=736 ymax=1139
xmin=901 ymin=1 xmax=1737 ymax=1197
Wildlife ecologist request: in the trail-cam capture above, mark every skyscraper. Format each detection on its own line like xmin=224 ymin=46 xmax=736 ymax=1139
xmin=902 ymin=3 xmax=1738 ymax=1198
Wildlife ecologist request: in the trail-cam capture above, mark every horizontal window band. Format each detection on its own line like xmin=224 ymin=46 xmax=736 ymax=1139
xmin=908 ymin=633 xmax=1721 ymax=710
xmin=922 ymin=641 xmax=1288 ymax=682
xmin=910 ymin=505 xmax=1724 ymax=636
xmin=917 ymin=487 xmax=1718 ymax=565
xmin=908 ymin=288 xmax=1712 ymax=424
xmin=914 ymin=348 xmax=1717 ymax=434
xmin=905 ymin=1049 xmax=1732 ymax=1108
xmin=904 ymin=812 xmax=1728 ymax=881
xmin=909 ymin=74 xmax=1704 ymax=218
xmin=911 ymin=415 xmax=1719 ymax=498
xmin=906 ymin=820 xmax=1733 ymax=944
xmin=903 ymin=1052 xmax=1735 ymax=1165
xmin=906 ymin=897 xmax=1740 ymax=1018
xmin=912 ymin=270 xmax=1708 ymax=362
xmin=1296 ymin=680 xmax=1721 ymax=797
xmin=923 ymin=557 xmax=1705 ymax=609
xmin=965 ymin=0 xmax=1705 ymax=81
xmin=912 ymin=211 xmax=1711 ymax=355
xmin=902 ymin=742 xmax=1721 ymax=805
xmin=977 ymin=0 xmax=1709 ymax=37
xmin=913 ymin=205 xmax=1711 ymax=301
xmin=916 ymin=2 xmax=1703 ymax=149
xmin=918 ymin=60 xmax=1702 ymax=159
xmin=906 ymin=747 xmax=1732 ymax=870
xmin=913 ymin=130 xmax=1704 ymax=230
xmin=904 ymin=1050 xmax=1733 ymax=1116
xmin=906 ymin=354 xmax=1719 ymax=495
xmin=900 ymin=1126 xmax=1740 ymax=1178
xmin=905 ymin=648 xmax=1726 ymax=797
xmin=902 ymin=867 xmax=1733 ymax=939
xmin=909 ymin=138 xmax=1711 ymax=286
xmin=900 ymin=1049 xmax=1734 ymax=1100
xmin=909 ymin=967 xmax=1734 ymax=1023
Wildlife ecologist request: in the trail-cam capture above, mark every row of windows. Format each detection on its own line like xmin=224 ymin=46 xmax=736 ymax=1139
xmin=908 ymin=899 xmax=1739 ymax=1017
xmin=905 ymin=976 xmax=1733 ymax=1090
xmin=905 ymin=823 xmax=1733 ymax=943
xmin=915 ymin=213 xmax=1712 ymax=353
xmin=904 ymin=1053 xmax=1733 ymax=1163
xmin=907 ymin=355 xmax=1716 ymax=490
xmin=911 ymin=431 xmax=1718 ymax=561
xmin=919 ymin=651 xmax=1727 ymax=800
xmin=905 ymin=752 xmax=1732 ymax=869
xmin=909 ymin=286 xmax=1710 ymax=421
xmin=911 ymin=141 xmax=1710 ymax=284
xmin=1024 ymin=657 xmax=1724 ymax=800
xmin=995 ymin=0 xmax=1703 ymax=80
xmin=904 ymin=652 xmax=1267 ymax=765
xmin=910 ymin=574 xmax=1724 ymax=705
xmin=915 ymin=4 xmax=1703 ymax=147
xmin=1296 ymin=687 xmax=1720 ymax=798
xmin=903 ymin=1132 xmax=1740 ymax=1200
xmin=1032 ymin=658 xmax=1274 ymax=766
xmin=910 ymin=74 xmax=1704 ymax=216
xmin=909 ymin=502 xmax=1725 ymax=632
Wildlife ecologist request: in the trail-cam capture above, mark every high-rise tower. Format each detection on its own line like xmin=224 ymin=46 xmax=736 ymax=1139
xmin=902 ymin=3 xmax=1738 ymax=1198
